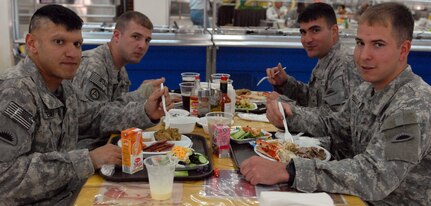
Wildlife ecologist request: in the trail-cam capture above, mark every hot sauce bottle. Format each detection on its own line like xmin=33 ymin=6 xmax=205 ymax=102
xmin=219 ymin=75 xmax=231 ymax=113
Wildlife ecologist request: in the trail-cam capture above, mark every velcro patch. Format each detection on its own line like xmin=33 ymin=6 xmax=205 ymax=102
xmin=89 ymin=73 xmax=106 ymax=91
xmin=2 ymin=101 xmax=34 ymax=130
xmin=383 ymin=111 xmax=420 ymax=163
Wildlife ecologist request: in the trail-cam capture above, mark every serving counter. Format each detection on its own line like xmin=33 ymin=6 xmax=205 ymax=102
xmin=14 ymin=28 xmax=431 ymax=92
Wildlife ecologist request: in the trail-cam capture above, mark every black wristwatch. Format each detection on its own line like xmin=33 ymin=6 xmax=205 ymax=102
xmin=286 ymin=160 xmax=296 ymax=185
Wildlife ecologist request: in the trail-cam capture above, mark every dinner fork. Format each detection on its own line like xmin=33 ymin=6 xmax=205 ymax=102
xmin=277 ymin=101 xmax=294 ymax=143
xmin=256 ymin=67 xmax=286 ymax=86
xmin=161 ymin=83 xmax=170 ymax=129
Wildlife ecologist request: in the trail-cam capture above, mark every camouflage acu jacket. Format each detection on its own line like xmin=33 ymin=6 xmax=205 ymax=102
xmin=73 ymin=44 xmax=155 ymax=149
xmin=0 ymin=57 xmax=154 ymax=204
xmin=274 ymin=41 xmax=361 ymax=112
xmin=288 ymin=66 xmax=431 ymax=205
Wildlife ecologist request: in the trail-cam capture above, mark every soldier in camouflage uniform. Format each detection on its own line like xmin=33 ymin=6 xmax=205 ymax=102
xmin=0 ymin=5 xmax=168 ymax=204
xmin=267 ymin=3 xmax=362 ymax=159
xmin=241 ymin=3 xmax=430 ymax=205
xmin=73 ymin=11 xmax=165 ymax=149
xmin=266 ymin=3 xmax=361 ymax=112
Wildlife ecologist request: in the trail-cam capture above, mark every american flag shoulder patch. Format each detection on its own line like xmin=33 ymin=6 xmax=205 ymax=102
xmin=3 ymin=101 xmax=34 ymax=130
xmin=89 ymin=73 xmax=106 ymax=90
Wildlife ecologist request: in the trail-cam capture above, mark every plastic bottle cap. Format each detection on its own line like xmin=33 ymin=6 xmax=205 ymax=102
xmin=195 ymin=75 xmax=200 ymax=80
xmin=220 ymin=76 xmax=228 ymax=81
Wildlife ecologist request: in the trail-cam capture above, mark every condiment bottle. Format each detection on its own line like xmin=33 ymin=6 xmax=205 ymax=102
xmin=198 ymin=84 xmax=210 ymax=117
xmin=210 ymin=88 xmax=221 ymax=112
xmin=189 ymin=75 xmax=200 ymax=116
xmin=219 ymin=75 xmax=231 ymax=113
xmin=227 ymin=81 xmax=236 ymax=115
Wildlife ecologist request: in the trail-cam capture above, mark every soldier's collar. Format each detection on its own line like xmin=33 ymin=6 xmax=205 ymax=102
xmin=369 ymin=66 xmax=413 ymax=115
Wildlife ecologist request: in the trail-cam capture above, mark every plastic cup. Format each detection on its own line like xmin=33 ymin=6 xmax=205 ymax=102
xmin=181 ymin=72 xmax=200 ymax=83
xmin=179 ymin=82 xmax=194 ymax=112
xmin=211 ymin=73 xmax=231 ymax=83
xmin=144 ymin=155 xmax=177 ymax=200
xmin=206 ymin=112 xmax=233 ymax=153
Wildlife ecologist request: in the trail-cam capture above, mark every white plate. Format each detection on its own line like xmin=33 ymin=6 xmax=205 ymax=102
xmin=255 ymin=146 xmax=278 ymax=162
xmin=117 ymin=131 xmax=192 ymax=155
xmin=237 ymin=113 xmax=269 ymax=122
xmin=254 ymin=140 xmax=331 ymax=162
xmin=230 ymin=126 xmax=272 ymax=144
xmin=235 ymin=102 xmax=258 ymax=111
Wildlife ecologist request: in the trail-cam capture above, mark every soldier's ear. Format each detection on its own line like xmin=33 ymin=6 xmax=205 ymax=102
xmin=112 ymin=29 xmax=121 ymax=43
xmin=399 ymin=39 xmax=411 ymax=62
xmin=25 ymin=33 xmax=37 ymax=54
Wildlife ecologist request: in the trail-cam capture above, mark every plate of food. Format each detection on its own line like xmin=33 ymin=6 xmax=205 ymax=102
xmin=168 ymin=146 xmax=209 ymax=171
xmin=117 ymin=130 xmax=192 ymax=155
xmin=235 ymin=98 xmax=258 ymax=111
xmin=230 ymin=126 xmax=272 ymax=144
xmin=236 ymin=89 xmax=270 ymax=103
xmin=254 ymin=139 xmax=330 ymax=162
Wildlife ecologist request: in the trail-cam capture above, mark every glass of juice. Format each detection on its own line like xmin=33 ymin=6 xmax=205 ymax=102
xmin=143 ymin=155 xmax=177 ymax=200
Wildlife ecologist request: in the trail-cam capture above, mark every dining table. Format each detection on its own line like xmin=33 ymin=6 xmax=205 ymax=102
xmin=73 ymin=115 xmax=367 ymax=206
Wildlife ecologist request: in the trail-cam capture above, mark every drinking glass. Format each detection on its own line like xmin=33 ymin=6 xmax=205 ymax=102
xmin=181 ymin=72 xmax=200 ymax=83
xmin=179 ymin=82 xmax=194 ymax=112
xmin=144 ymin=155 xmax=177 ymax=200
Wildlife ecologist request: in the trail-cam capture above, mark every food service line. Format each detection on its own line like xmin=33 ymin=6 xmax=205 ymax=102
xmin=73 ymin=116 xmax=366 ymax=205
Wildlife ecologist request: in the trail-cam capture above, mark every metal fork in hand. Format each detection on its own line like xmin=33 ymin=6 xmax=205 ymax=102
xmin=161 ymin=83 xmax=170 ymax=129
xmin=277 ymin=101 xmax=294 ymax=143
xmin=256 ymin=67 xmax=286 ymax=86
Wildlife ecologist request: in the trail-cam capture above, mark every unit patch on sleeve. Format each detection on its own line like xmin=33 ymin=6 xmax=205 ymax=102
xmin=0 ymin=130 xmax=17 ymax=146
xmin=89 ymin=88 xmax=101 ymax=100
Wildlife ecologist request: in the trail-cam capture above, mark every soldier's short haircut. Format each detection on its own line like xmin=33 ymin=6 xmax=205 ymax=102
xmin=359 ymin=2 xmax=413 ymax=46
xmin=298 ymin=2 xmax=337 ymax=27
xmin=29 ymin=4 xmax=83 ymax=33
xmin=115 ymin=11 xmax=153 ymax=31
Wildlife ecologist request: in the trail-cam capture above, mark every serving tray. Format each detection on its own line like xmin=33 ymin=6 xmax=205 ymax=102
xmin=230 ymin=138 xmax=261 ymax=169
xmin=101 ymin=134 xmax=213 ymax=182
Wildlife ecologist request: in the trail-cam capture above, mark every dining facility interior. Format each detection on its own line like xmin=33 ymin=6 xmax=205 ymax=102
xmin=1 ymin=0 xmax=431 ymax=205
